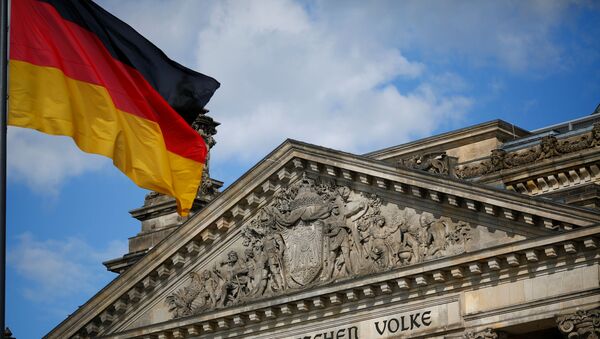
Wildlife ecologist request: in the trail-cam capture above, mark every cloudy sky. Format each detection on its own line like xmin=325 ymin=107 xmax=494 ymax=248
xmin=6 ymin=1 xmax=600 ymax=337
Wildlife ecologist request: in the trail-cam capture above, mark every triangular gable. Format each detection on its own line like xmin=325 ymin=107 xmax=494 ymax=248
xmin=47 ymin=140 xmax=600 ymax=339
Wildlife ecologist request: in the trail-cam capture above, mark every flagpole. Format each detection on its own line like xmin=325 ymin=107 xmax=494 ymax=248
xmin=0 ymin=0 xmax=8 ymax=337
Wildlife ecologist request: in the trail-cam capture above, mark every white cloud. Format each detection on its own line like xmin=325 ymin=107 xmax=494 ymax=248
xmin=7 ymin=233 xmax=127 ymax=304
xmin=7 ymin=128 xmax=108 ymax=196
xmin=195 ymin=0 xmax=470 ymax=163
xmin=314 ymin=0 xmax=575 ymax=72
xmin=11 ymin=0 xmax=590 ymax=193
xmin=94 ymin=1 xmax=592 ymax=160
xmin=98 ymin=0 xmax=219 ymax=66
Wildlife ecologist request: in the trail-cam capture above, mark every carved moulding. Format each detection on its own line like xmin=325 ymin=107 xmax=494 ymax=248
xmin=455 ymin=122 xmax=600 ymax=179
xmin=399 ymin=152 xmax=451 ymax=175
xmin=166 ymin=174 xmax=472 ymax=319
xmin=463 ymin=328 xmax=508 ymax=339
xmin=556 ymin=307 xmax=600 ymax=339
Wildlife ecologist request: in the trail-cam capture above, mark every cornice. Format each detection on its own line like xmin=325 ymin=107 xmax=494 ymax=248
xmin=287 ymin=140 xmax=600 ymax=225
xmin=474 ymin=147 xmax=600 ymax=184
xmin=364 ymin=120 xmax=529 ymax=161
xmin=455 ymin=122 xmax=600 ymax=181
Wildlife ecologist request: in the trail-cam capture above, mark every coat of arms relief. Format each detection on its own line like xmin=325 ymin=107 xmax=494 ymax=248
xmin=166 ymin=175 xmax=472 ymax=318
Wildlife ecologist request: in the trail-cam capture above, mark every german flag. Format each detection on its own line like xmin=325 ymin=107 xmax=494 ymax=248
xmin=9 ymin=0 xmax=220 ymax=216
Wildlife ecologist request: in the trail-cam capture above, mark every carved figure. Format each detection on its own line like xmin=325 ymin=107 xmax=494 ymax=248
xmin=364 ymin=215 xmax=400 ymax=268
xmin=167 ymin=178 xmax=473 ymax=318
xmin=538 ymin=135 xmax=561 ymax=159
xmin=269 ymin=175 xmax=333 ymax=226
xmin=165 ymin=270 xmax=220 ymax=317
xmin=456 ymin=122 xmax=600 ymax=179
xmin=264 ymin=232 xmax=286 ymax=291
xmin=591 ymin=123 xmax=600 ymax=147
xmin=455 ymin=161 xmax=492 ymax=179
xmin=490 ymin=149 xmax=507 ymax=171
xmin=165 ymin=281 xmax=199 ymax=317
xmin=399 ymin=212 xmax=426 ymax=264
xmin=401 ymin=152 xmax=449 ymax=175
xmin=463 ymin=328 xmax=507 ymax=339
xmin=216 ymin=251 xmax=249 ymax=307
xmin=244 ymin=247 xmax=268 ymax=297
xmin=322 ymin=205 xmax=354 ymax=281
xmin=556 ymin=307 xmax=600 ymax=339
xmin=421 ymin=213 xmax=445 ymax=258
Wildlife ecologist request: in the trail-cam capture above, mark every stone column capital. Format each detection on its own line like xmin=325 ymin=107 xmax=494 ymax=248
xmin=556 ymin=307 xmax=600 ymax=339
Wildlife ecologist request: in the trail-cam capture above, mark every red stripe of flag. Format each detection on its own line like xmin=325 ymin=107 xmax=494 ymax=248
xmin=11 ymin=0 xmax=206 ymax=163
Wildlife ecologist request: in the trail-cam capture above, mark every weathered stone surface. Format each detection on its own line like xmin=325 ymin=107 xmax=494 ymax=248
xmin=455 ymin=122 xmax=600 ymax=180
xmin=165 ymin=176 xmax=474 ymax=318
xmin=556 ymin=307 xmax=600 ymax=339
xmin=46 ymin=115 xmax=600 ymax=339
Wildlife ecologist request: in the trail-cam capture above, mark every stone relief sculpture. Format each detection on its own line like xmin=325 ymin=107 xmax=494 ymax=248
xmin=538 ymin=135 xmax=562 ymax=160
xmin=463 ymin=328 xmax=507 ymax=339
xmin=556 ymin=307 xmax=600 ymax=339
xmin=455 ymin=122 xmax=600 ymax=179
xmin=166 ymin=175 xmax=472 ymax=318
xmin=592 ymin=122 xmax=600 ymax=147
xmin=400 ymin=152 xmax=450 ymax=175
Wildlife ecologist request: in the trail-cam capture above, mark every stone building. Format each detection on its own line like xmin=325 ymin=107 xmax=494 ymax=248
xmin=47 ymin=111 xmax=600 ymax=338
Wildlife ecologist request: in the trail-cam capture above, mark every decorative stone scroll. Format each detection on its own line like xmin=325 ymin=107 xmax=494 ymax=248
xmin=399 ymin=152 xmax=451 ymax=175
xmin=463 ymin=328 xmax=507 ymax=339
xmin=556 ymin=307 xmax=600 ymax=339
xmin=455 ymin=122 xmax=600 ymax=179
xmin=166 ymin=175 xmax=472 ymax=318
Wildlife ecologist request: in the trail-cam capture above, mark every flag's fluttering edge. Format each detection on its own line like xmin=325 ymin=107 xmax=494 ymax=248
xmin=9 ymin=0 xmax=220 ymax=216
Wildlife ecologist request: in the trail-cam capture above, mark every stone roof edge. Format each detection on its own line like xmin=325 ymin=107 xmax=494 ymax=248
xmin=474 ymin=146 xmax=600 ymax=184
xmin=46 ymin=138 xmax=599 ymax=339
xmin=45 ymin=139 xmax=303 ymax=339
xmin=363 ymin=119 xmax=530 ymax=160
xmin=288 ymin=139 xmax=600 ymax=224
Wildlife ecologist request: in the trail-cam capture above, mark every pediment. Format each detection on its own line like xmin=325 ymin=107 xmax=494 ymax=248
xmin=47 ymin=140 xmax=600 ymax=339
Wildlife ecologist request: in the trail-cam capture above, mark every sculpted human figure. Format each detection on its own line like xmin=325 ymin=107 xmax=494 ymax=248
xmin=398 ymin=210 xmax=427 ymax=264
xmin=244 ymin=247 xmax=268 ymax=297
xmin=389 ymin=211 xmax=411 ymax=266
xmin=356 ymin=215 xmax=375 ymax=264
xmin=420 ymin=214 xmax=447 ymax=258
xmin=202 ymin=270 xmax=220 ymax=309
xmin=344 ymin=193 xmax=369 ymax=221
xmin=217 ymin=251 xmax=249 ymax=307
xmin=490 ymin=149 xmax=507 ymax=171
xmin=167 ymin=180 xmax=477 ymax=319
xmin=264 ymin=232 xmax=286 ymax=292
xmin=348 ymin=193 xmax=375 ymax=259
xmin=367 ymin=215 xmax=400 ymax=268
xmin=187 ymin=270 xmax=219 ymax=311
xmin=243 ymin=248 xmax=257 ymax=293
xmin=322 ymin=205 xmax=353 ymax=280
xmin=538 ymin=135 xmax=561 ymax=159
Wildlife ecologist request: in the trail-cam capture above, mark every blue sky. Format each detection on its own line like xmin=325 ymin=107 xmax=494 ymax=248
xmin=6 ymin=1 xmax=600 ymax=338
